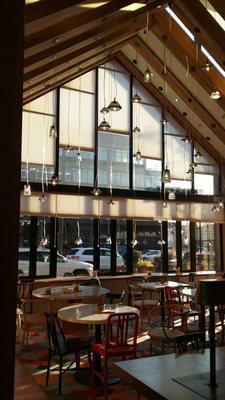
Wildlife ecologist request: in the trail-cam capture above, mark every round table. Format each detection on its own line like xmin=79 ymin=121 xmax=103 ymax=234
xmin=32 ymin=285 xmax=108 ymax=302
xmin=58 ymin=303 xmax=140 ymax=386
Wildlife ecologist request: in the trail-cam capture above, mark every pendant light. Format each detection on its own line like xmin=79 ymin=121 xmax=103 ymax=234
xmin=107 ymin=162 xmax=115 ymax=205
xmin=168 ymin=188 xmax=176 ymax=200
xmin=181 ymin=134 xmax=192 ymax=143
xmin=131 ymin=238 xmax=138 ymax=247
xmin=91 ymin=187 xmax=101 ymax=196
xmin=132 ymin=93 xmax=141 ymax=103
xmin=161 ymin=117 xmax=168 ymax=126
xmin=76 ymin=150 xmax=82 ymax=163
xmin=219 ymin=199 xmax=224 ymax=209
xmin=194 ymin=149 xmax=202 ymax=159
xmin=144 ymin=12 xmax=154 ymax=83
xmin=162 ymin=166 xmax=171 ymax=183
xmin=40 ymin=218 xmax=48 ymax=247
xmin=210 ymin=89 xmax=221 ymax=100
xmin=49 ymin=123 xmax=57 ymax=138
xmin=135 ymin=150 xmax=142 ymax=161
xmin=107 ymin=199 xmax=115 ymax=205
xmin=39 ymin=194 xmax=48 ymax=203
xmin=75 ymin=221 xmax=83 ymax=245
xmin=106 ymin=236 xmax=112 ymax=245
xmin=201 ymin=60 xmax=213 ymax=72
xmin=158 ymin=222 xmax=166 ymax=245
xmin=100 ymin=106 xmax=109 ymax=115
xmin=65 ymin=143 xmax=72 ymax=152
xmin=24 ymin=184 xmax=31 ymax=196
xmin=49 ymin=174 xmax=59 ymax=185
xmin=211 ymin=203 xmax=220 ymax=213
xmin=133 ymin=126 xmax=141 ymax=134
xmin=162 ymin=200 xmax=167 ymax=208
xmin=98 ymin=118 xmax=111 ymax=130
xmin=108 ymin=97 xmax=122 ymax=111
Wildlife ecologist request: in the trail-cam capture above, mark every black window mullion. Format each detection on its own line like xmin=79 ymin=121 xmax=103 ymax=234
xmin=162 ymin=221 xmax=168 ymax=273
xmin=126 ymin=220 xmax=134 ymax=274
xmin=55 ymin=87 xmax=60 ymax=177
xmin=49 ymin=217 xmax=57 ymax=277
xmin=176 ymin=221 xmax=182 ymax=270
xmin=110 ymin=219 xmax=117 ymax=274
xmin=94 ymin=68 xmax=98 ymax=184
xmin=93 ymin=218 xmax=100 ymax=271
xmin=129 ymin=74 xmax=133 ymax=190
xmin=29 ymin=216 xmax=37 ymax=278
xmin=190 ymin=221 xmax=196 ymax=271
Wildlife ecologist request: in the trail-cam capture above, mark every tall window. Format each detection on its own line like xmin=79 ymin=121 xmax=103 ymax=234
xmin=196 ymin=222 xmax=215 ymax=271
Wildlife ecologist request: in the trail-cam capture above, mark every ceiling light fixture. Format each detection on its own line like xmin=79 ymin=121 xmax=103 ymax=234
xmin=162 ymin=166 xmax=171 ymax=183
xmin=49 ymin=174 xmax=59 ymax=185
xmin=65 ymin=143 xmax=72 ymax=152
xmin=210 ymin=89 xmax=221 ymax=100
xmin=132 ymin=92 xmax=141 ymax=103
xmin=98 ymin=118 xmax=111 ymax=130
xmin=181 ymin=134 xmax=192 ymax=143
xmin=201 ymin=61 xmax=213 ymax=72
xmin=135 ymin=150 xmax=142 ymax=161
xmin=91 ymin=187 xmax=101 ymax=196
xmin=168 ymin=188 xmax=176 ymax=200
xmin=100 ymin=106 xmax=109 ymax=114
xmin=144 ymin=67 xmax=154 ymax=83
xmin=133 ymin=126 xmax=141 ymax=134
xmin=76 ymin=151 xmax=82 ymax=163
xmin=49 ymin=124 xmax=57 ymax=138
xmin=108 ymin=97 xmax=122 ymax=111
xmin=194 ymin=150 xmax=202 ymax=158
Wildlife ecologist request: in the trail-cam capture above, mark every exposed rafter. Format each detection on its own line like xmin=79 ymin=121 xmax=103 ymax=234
xmin=209 ymin=0 xmax=225 ymax=22
xmin=25 ymin=0 xmax=84 ymax=23
xmin=131 ymin=36 xmax=225 ymax=146
xmin=116 ymin=50 xmax=224 ymax=165
xmin=172 ymin=0 xmax=225 ymax=72
xmin=152 ymin=13 xmax=225 ymax=110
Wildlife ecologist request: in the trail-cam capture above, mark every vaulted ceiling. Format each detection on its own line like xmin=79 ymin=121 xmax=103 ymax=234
xmin=24 ymin=0 xmax=225 ymax=165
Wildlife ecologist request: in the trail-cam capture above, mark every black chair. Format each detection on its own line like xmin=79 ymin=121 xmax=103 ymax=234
xmin=82 ymin=277 xmax=101 ymax=286
xmin=175 ymin=331 xmax=205 ymax=353
xmin=45 ymin=312 xmax=91 ymax=394
xmin=106 ymin=290 xmax=125 ymax=305
xmin=73 ymin=268 xmax=90 ymax=277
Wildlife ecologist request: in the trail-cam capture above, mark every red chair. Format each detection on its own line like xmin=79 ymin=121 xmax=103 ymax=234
xmin=91 ymin=312 xmax=139 ymax=400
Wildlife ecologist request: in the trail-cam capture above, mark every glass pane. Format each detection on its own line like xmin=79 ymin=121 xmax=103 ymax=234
xmin=22 ymin=111 xmax=55 ymax=165
xmin=21 ymin=163 xmax=54 ymax=183
xmin=134 ymin=80 xmax=158 ymax=105
xmin=168 ymin=221 xmax=177 ymax=272
xmin=18 ymin=217 xmax=31 ymax=277
xmin=196 ymin=222 xmax=216 ymax=271
xmin=23 ymin=90 xmax=56 ymax=114
xmin=133 ymin=103 xmax=162 ymax=159
xmin=165 ymin=179 xmax=192 ymax=192
xmin=165 ymin=134 xmax=192 ymax=180
xmin=64 ymin=70 xmax=96 ymax=93
xmin=36 ymin=217 xmax=51 ymax=276
xmin=59 ymin=148 xmax=94 ymax=186
xmin=59 ymin=88 xmax=95 ymax=149
xmin=98 ymin=132 xmax=129 ymax=189
xmin=98 ymin=67 xmax=130 ymax=132
xmin=194 ymin=174 xmax=214 ymax=195
xmin=117 ymin=220 xmax=127 ymax=273
xmin=133 ymin=158 xmax=161 ymax=191
xmin=100 ymin=219 xmax=111 ymax=272
xmin=164 ymin=113 xmax=185 ymax=136
xmin=181 ymin=221 xmax=190 ymax=270
xmin=134 ymin=221 xmax=162 ymax=273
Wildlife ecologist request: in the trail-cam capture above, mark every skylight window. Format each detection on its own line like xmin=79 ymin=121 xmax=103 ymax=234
xmin=165 ymin=5 xmax=225 ymax=78
xmin=199 ymin=0 xmax=225 ymax=33
xmin=120 ymin=3 xmax=146 ymax=12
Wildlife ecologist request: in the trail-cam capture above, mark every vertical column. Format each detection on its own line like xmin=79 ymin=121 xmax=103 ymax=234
xmin=93 ymin=219 xmax=100 ymax=271
xmin=49 ymin=217 xmax=57 ymax=277
xmin=162 ymin=221 xmax=168 ymax=273
xmin=110 ymin=219 xmax=117 ymax=275
xmin=0 ymin=1 xmax=25 ymax=399
xmin=126 ymin=220 xmax=134 ymax=274
xmin=29 ymin=216 xmax=38 ymax=278
xmin=176 ymin=221 xmax=182 ymax=270
xmin=190 ymin=221 xmax=196 ymax=272
xmin=55 ymin=87 xmax=60 ymax=178
xmin=129 ymin=74 xmax=133 ymax=190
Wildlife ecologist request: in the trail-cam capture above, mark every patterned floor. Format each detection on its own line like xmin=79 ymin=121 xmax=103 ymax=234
xmin=16 ymin=326 xmax=152 ymax=400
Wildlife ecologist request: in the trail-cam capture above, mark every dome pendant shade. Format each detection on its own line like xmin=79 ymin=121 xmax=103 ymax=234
xmin=49 ymin=124 xmax=57 ymax=138
xmin=194 ymin=150 xmax=202 ymax=159
xmin=98 ymin=118 xmax=111 ymax=130
xmin=107 ymin=98 xmax=122 ymax=111
xmin=91 ymin=187 xmax=102 ymax=196
xmin=49 ymin=174 xmax=59 ymax=185
xmin=100 ymin=106 xmax=109 ymax=114
xmin=132 ymin=92 xmax=141 ymax=103
xmin=162 ymin=167 xmax=171 ymax=183
xmin=135 ymin=150 xmax=142 ymax=161
xmin=39 ymin=194 xmax=47 ymax=203
xmin=75 ymin=237 xmax=83 ymax=245
xmin=157 ymin=238 xmax=166 ymax=245
xmin=181 ymin=134 xmax=192 ymax=143
xmin=144 ymin=67 xmax=154 ymax=82
xmin=133 ymin=126 xmax=141 ymax=134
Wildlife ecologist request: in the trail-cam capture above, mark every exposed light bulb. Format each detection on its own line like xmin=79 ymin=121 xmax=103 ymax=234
xmin=91 ymin=187 xmax=101 ymax=196
xmin=40 ymin=237 xmax=48 ymax=247
xmin=107 ymin=199 xmax=115 ymax=205
xmin=49 ymin=174 xmax=59 ymax=185
xmin=65 ymin=144 xmax=72 ymax=152
xmin=107 ymin=98 xmax=122 ymax=111
xmin=157 ymin=238 xmax=166 ymax=245
xmin=39 ymin=194 xmax=47 ymax=203
xmin=181 ymin=134 xmax=192 ymax=143
xmin=162 ymin=201 xmax=168 ymax=208
xmin=49 ymin=124 xmax=57 ymax=138
xmin=133 ymin=126 xmax=141 ymax=134
xmin=76 ymin=151 xmax=82 ymax=163
xmin=75 ymin=237 xmax=83 ymax=245
xmin=131 ymin=238 xmax=138 ymax=247
xmin=132 ymin=92 xmax=141 ymax=103
xmin=162 ymin=167 xmax=171 ymax=183
xmin=194 ymin=150 xmax=202 ymax=159
xmin=210 ymin=89 xmax=221 ymax=100
xmin=211 ymin=203 xmax=220 ymax=212
xmin=135 ymin=150 xmax=142 ymax=161
xmin=161 ymin=117 xmax=168 ymax=125
xmin=98 ymin=118 xmax=111 ymax=130
xmin=23 ymin=184 xmax=31 ymax=196
xmin=106 ymin=236 xmax=112 ymax=245
xmin=144 ymin=67 xmax=154 ymax=82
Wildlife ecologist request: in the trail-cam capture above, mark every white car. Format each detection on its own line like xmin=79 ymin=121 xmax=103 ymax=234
xmin=142 ymin=250 xmax=161 ymax=260
xmin=67 ymin=247 xmax=124 ymax=271
xmin=18 ymin=248 xmax=93 ymax=277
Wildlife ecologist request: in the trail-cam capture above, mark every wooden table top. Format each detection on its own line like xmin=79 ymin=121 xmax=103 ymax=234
xmin=113 ymin=347 xmax=225 ymax=400
xmin=58 ymin=304 xmax=140 ymax=325
xmin=32 ymin=285 xmax=108 ymax=300
xmin=138 ymin=281 xmax=189 ymax=291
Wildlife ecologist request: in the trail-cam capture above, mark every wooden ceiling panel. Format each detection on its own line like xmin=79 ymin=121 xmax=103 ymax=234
xmin=208 ymin=0 xmax=225 ymax=21
xmin=25 ymin=0 xmax=85 ymax=24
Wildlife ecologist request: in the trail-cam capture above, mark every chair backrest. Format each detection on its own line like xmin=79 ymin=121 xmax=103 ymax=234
xmin=45 ymin=312 xmax=67 ymax=354
xmin=17 ymin=279 xmax=34 ymax=307
xmin=73 ymin=269 xmax=90 ymax=277
xmin=128 ymin=276 xmax=146 ymax=293
xmin=165 ymin=286 xmax=183 ymax=315
xmin=82 ymin=277 xmax=101 ymax=286
xmin=105 ymin=312 xmax=138 ymax=351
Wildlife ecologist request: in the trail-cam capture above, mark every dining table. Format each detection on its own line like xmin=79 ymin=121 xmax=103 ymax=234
xmin=32 ymin=285 xmax=108 ymax=303
xmin=112 ymin=347 xmax=225 ymax=400
xmin=58 ymin=303 xmax=140 ymax=385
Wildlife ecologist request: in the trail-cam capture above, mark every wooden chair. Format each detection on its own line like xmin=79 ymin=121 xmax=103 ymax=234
xmin=17 ymin=279 xmax=34 ymax=330
xmin=45 ymin=312 xmax=91 ymax=394
xmin=91 ymin=312 xmax=138 ymax=400
xmin=20 ymin=298 xmax=52 ymax=350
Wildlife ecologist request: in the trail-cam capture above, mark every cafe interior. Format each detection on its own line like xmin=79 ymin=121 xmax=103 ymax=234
xmin=3 ymin=1 xmax=225 ymax=399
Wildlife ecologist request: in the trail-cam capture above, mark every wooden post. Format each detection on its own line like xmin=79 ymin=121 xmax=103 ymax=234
xmin=0 ymin=1 xmax=25 ymax=399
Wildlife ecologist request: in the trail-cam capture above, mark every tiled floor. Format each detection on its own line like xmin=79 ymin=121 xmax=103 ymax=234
xmin=14 ymin=359 xmax=48 ymax=400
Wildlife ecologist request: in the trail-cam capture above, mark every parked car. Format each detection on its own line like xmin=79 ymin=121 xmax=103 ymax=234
xmin=67 ymin=247 xmax=124 ymax=271
xmin=18 ymin=248 xmax=93 ymax=277
xmin=142 ymin=250 xmax=161 ymax=260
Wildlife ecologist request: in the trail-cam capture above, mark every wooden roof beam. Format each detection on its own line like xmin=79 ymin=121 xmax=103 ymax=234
xmin=131 ymin=36 xmax=225 ymax=146
xmin=209 ymin=0 xmax=225 ymax=22
xmin=24 ymin=22 xmax=144 ymax=82
xmin=25 ymin=0 xmax=84 ymax=24
xmin=116 ymin=50 xmax=224 ymax=165
xmin=23 ymin=34 xmax=133 ymax=97
xmin=172 ymin=0 xmax=225 ymax=72
xmin=151 ymin=13 xmax=225 ymax=111
xmin=25 ymin=0 xmax=169 ymax=49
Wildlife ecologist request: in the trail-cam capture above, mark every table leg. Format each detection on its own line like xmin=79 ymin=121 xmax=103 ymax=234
xmin=200 ymin=305 xmax=206 ymax=347
xmin=160 ymin=290 xmax=165 ymax=323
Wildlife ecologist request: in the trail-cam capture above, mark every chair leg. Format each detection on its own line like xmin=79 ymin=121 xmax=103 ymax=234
xmin=46 ymin=352 xmax=51 ymax=387
xmin=87 ymin=346 xmax=92 ymax=367
xmin=58 ymin=356 xmax=63 ymax=395
xmin=103 ymin=357 xmax=108 ymax=400
xmin=91 ymin=351 xmax=97 ymax=399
